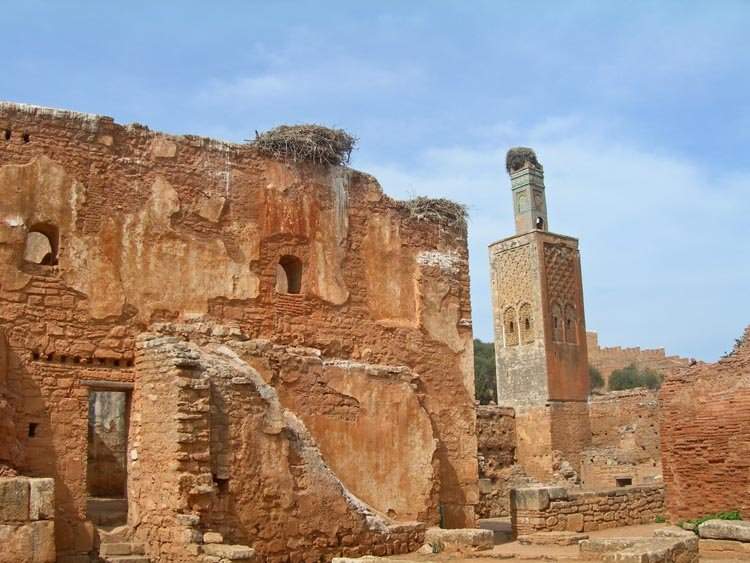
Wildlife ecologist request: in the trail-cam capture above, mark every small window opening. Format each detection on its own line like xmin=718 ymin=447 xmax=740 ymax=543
xmin=213 ymin=475 xmax=229 ymax=494
xmin=525 ymin=318 xmax=530 ymax=330
xmin=3 ymin=129 xmax=10 ymax=141
xmin=553 ymin=317 xmax=559 ymax=328
xmin=22 ymin=133 xmax=30 ymax=143
xmin=509 ymin=321 xmax=514 ymax=333
xmin=23 ymin=224 xmax=59 ymax=266
xmin=28 ymin=422 xmax=38 ymax=437
xmin=616 ymin=477 xmax=632 ymax=488
xmin=536 ymin=216 xmax=544 ymax=230
xmin=276 ymin=255 xmax=302 ymax=294
xmin=566 ymin=319 xmax=571 ymax=329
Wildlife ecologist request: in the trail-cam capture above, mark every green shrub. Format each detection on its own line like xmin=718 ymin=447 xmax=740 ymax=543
xmin=589 ymin=366 xmax=604 ymax=390
xmin=474 ymin=339 xmax=497 ymax=404
xmin=654 ymin=515 xmax=666 ymax=523
xmin=609 ymin=364 xmax=663 ymax=391
xmin=680 ymin=510 xmax=742 ymax=533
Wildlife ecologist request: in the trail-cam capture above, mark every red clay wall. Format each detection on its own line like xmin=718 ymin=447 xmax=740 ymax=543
xmin=0 ymin=102 xmax=477 ymax=558
xmin=660 ymin=328 xmax=750 ymax=520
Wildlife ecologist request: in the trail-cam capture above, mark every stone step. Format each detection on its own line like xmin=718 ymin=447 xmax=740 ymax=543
xmin=97 ymin=524 xmax=131 ymax=543
xmin=102 ymin=557 xmax=149 ymax=563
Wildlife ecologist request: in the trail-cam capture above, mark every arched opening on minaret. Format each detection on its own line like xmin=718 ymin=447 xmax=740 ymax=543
xmin=535 ymin=216 xmax=545 ymax=230
xmin=503 ymin=306 xmax=518 ymax=346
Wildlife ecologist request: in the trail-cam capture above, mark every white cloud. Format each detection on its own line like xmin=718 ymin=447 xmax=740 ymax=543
xmin=358 ymin=117 xmax=750 ymax=361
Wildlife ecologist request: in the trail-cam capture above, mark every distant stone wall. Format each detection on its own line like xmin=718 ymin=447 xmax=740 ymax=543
xmin=587 ymin=332 xmax=690 ymax=387
xmin=510 ymin=484 xmax=664 ymax=537
xmin=0 ymin=476 xmax=55 ymax=563
xmin=660 ymin=327 xmax=750 ymax=520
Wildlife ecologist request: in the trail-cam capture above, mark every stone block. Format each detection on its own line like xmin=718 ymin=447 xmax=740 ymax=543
xmin=424 ymin=527 xmax=493 ymax=550
xmin=512 ymin=487 xmax=564 ymax=511
xmin=566 ymin=513 xmax=584 ymax=533
xmin=0 ymin=520 xmax=55 ymax=563
xmin=700 ymin=538 xmax=750 ymax=558
xmin=518 ymin=531 xmax=588 ymax=546
xmin=698 ymin=519 xmax=750 ymax=542
xmin=29 ymin=478 xmax=54 ymax=520
xmin=202 ymin=543 xmax=256 ymax=560
xmin=0 ymin=477 xmax=30 ymax=521
xmin=203 ymin=531 xmax=224 ymax=544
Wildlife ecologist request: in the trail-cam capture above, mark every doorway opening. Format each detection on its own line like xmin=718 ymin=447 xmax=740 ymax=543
xmin=86 ymin=389 xmax=130 ymax=526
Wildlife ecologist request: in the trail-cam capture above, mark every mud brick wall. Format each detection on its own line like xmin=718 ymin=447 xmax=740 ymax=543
xmin=131 ymin=332 xmax=425 ymax=563
xmin=587 ymin=332 xmax=689 ymax=387
xmin=582 ymin=389 xmax=661 ymax=490
xmin=476 ymin=405 xmax=518 ymax=517
xmin=660 ymin=328 xmax=750 ymax=520
xmin=0 ymin=101 xmax=478 ymax=556
xmin=0 ymin=476 xmax=55 ymax=563
xmin=510 ymin=484 xmax=664 ymax=537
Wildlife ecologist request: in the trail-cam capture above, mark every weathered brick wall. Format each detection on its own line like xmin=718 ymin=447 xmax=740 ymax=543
xmin=0 ymin=102 xmax=477 ymax=556
xmin=0 ymin=476 xmax=55 ymax=563
xmin=660 ymin=327 xmax=750 ymax=520
xmin=131 ymin=332 xmax=425 ymax=563
xmin=476 ymin=405 xmax=520 ymax=517
xmin=582 ymin=389 xmax=661 ymax=489
xmin=510 ymin=484 xmax=664 ymax=537
xmin=587 ymin=331 xmax=690 ymax=387
xmin=549 ymin=400 xmax=591 ymax=475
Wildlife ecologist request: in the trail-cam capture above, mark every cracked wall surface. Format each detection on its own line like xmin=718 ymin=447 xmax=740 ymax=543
xmin=0 ymin=102 xmax=477 ymax=559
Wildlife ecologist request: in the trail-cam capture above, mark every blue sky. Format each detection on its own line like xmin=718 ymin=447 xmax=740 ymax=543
xmin=4 ymin=1 xmax=749 ymax=360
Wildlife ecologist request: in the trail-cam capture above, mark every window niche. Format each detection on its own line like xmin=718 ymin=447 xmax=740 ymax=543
xmin=551 ymin=302 xmax=564 ymax=343
xmin=276 ymin=255 xmax=303 ymax=295
xmin=519 ymin=302 xmax=534 ymax=344
xmin=564 ymin=304 xmax=578 ymax=344
xmin=503 ymin=306 xmax=518 ymax=346
xmin=23 ymin=224 xmax=59 ymax=266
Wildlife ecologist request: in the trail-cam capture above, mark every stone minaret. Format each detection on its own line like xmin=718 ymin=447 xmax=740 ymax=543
xmin=489 ymin=147 xmax=591 ymax=479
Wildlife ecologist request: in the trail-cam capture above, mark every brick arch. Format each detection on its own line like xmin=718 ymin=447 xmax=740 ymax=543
xmin=519 ymin=302 xmax=534 ymax=344
xmin=503 ymin=306 xmax=518 ymax=346
xmin=551 ymin=302 xmax=564 ymax=343
xmin=564 ymin=303 xmax=578 ymax=344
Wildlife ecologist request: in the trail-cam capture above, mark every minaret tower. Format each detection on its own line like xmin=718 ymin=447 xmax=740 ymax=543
xmin=488 ymin=147 xmax=591 ymax=478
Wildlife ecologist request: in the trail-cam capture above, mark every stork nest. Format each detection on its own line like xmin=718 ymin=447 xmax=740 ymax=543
xmin=506 ymin=147 xmax=542 ymax=174
xmin=401 ymin=197 xmax=467 ymax=230
xmin=250 ymin=124 xmax=357 ymax=166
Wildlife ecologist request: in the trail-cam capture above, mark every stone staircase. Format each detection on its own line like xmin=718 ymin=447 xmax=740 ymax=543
xmin=96 ymin=525 xmax=149 ymax=563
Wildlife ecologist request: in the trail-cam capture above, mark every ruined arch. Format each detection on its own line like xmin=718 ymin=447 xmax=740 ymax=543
xmin=23 ymin=223 xmax=59 ymax=266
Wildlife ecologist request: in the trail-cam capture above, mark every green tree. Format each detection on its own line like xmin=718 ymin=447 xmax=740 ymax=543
xmin=589 ymin=365 xmax=604 ymax=391
xmin=473 ymin=339 xmax=497 ymax=404
xmin=609 ymin=364 xmax=663 ymax=391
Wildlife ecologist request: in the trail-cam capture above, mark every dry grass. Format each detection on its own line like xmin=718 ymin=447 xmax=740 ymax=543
xmin=250 ymin=124 xmax=357 ymax=166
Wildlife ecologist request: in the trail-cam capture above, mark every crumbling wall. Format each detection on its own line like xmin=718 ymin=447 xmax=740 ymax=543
xmin=582 ymin=389 xmax=661 ymax=490
xmin=510 ymin=484 xmax=664 ymax=537
xmin=660 ymin=327 xmax=750 ymax=520
xmin=587 ymin=331 xmax=689 ymax=387
xmin=475 ymin=405 xmax=537 ymax=518
xmin=130 ymin=333 xmax=425 ymax=563
xmin=0 ymin=477 xmax=55 ymax=563
xmin=0 ymin=101 xmax=477 ymax=556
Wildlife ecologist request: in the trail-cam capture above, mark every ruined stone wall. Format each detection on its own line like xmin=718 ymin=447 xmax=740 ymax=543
xmin=510 ymin=484 xmax=664 ymax=537
xmin=0 ymin=476 xmax=55 ymax=563
xmin=0 ymin=102 xmax=477 ymax=557
xmin=660 ymin=328 xmax=750 ymax=520
xmin=476 ymin=405 xmax=522 ymax=518
xmin=587 ymin=332 xmax=690 ymax=387
xmin=582 ymin=389 xmax=661 ymax=490
xmin=130 ymin=332 xmax=425 ymax=563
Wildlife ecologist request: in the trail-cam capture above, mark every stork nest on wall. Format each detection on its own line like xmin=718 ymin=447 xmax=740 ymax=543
xmin=250 ymin=124 xmax=357 ymax=166
xmin=401 ymin=196 xmax=468 ymax=230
